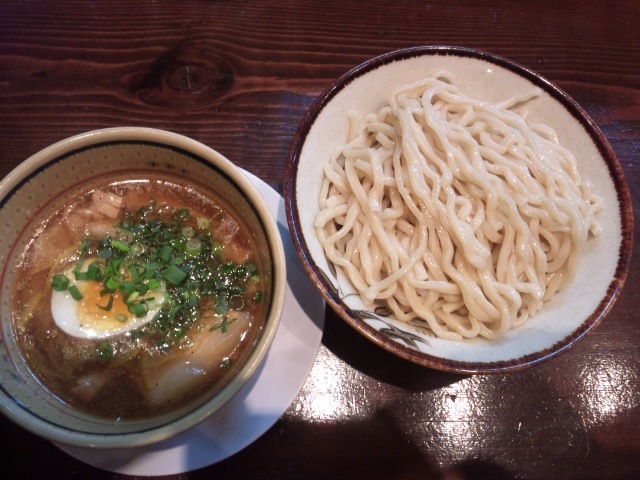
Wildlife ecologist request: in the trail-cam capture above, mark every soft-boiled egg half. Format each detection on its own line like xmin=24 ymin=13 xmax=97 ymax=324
xmin=51 ymin=262 xmax=166 ymax=339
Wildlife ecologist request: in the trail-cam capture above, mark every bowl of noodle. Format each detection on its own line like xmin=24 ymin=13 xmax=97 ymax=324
xmin=284 ymin=46 xmax=632 ymax=374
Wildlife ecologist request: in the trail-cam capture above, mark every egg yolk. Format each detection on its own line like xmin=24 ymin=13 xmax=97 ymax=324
xmin=76 ymin=281 xmax=133 ymax=331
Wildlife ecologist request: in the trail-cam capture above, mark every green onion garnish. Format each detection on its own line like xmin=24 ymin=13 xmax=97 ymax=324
xmin=49 ymin=200 xmax=261 ymax=352
xmin=111 ymin=239 xmax=130 ymax=252
xmin=105 ymin=276 xmax=121 ymax=291
xmin=128 ymin=263 xmax=142 ymax=284
xmin=87 ymin=263 xmax=103 ymax=281
xmin=163 ymin=264 xmax=188 ymax=285
xmin=68 ymin=285 xmax=83 ymax=301
xmin=51 ymin=274 xmax=70 ymax=291
xmin=197 ymin=217 xmax=210 ymax=229
xmin=96 ymin=341 xmax=113 ymax=361
xmin=97 ymin=293 xmax=114 ymax=311
xmin=159 ymin=245 xmax=173 ymax=262
xmin=210 ymin=315 xmax=236 ymax=333
xmin=129 ymin=302 xmax=148 ymax=317
xmin=73 ymin=239 xmax=90 ymax=275
xmin=75 ymin=271 xmax=89 ymax=281
xmin=185 ymin=238 xmax=201 ymax=257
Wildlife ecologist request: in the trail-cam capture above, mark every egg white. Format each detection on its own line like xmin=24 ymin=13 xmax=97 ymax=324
xmin=51 ymin=263 xmax=166 ymax=339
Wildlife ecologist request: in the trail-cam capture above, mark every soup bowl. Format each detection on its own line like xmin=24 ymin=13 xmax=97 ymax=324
xmin=0 ymin=127 xmax=286 ymax=448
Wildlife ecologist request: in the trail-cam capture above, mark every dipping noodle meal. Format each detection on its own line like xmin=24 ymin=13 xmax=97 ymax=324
xmin=315 ymin=72 xmax=602 ymax=341
xmin=12 ymin=172 xmax=271 ymax=419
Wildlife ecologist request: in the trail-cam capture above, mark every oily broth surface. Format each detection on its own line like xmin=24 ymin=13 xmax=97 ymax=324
xmin=11 ymin=173 xmax=271 ymax=419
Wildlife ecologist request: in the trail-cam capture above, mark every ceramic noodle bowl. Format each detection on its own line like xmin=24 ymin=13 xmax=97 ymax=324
xmin=284 ymin=46 xmax=633 ymax=374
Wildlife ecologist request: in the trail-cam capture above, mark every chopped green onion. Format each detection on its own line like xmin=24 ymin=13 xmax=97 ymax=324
xmin=105 ymin=276 xmax=121 ymax=291
xmin=128 ymin=264 xmax=142 ymax=284
xmin=127 ymin=291 xmax=140 ymax=303
xmin=222 ymin=263 xmax=234 ymax=274
xmin=87 ymin=263 xmax=103 ymax=281
xmin=169 ymin=304 xmax=183 ymax=320
xmin=147 ymin=278 xmax=161 ymax=290
xmin=172 ymin=237 xmax=186 ymax=253
xmin=159 ymin=245 xmax=173 ymax=262
xmin=141 ymin=262 xmax=161 ymax=278
xmin=210 ymin=315 xmax=236 ymax=333
xmin=186 ymin=295 xmax=199 ymax=308
xmin=181 ymin=226 xmax=195 ymax=238
xmin=73 ymin=239 xmax=90 ymax=274
xmin=115 ymin=314 xmax=128 ymax=323
xmin=96 ymin=342 xmax=113 ymax=361
xmin=74 ymin=271 xmax=89 ymax=281
xmin=121 ymin=281 xmax=136 ymax=297
xmin=254 ymin=291 xmax=264 ymax=302
xmin=185 ymin=238 xmax=201 ymax=257
xmin=104 ymin=263 xmax=117 ymax=278
xmin=163 ymin=264 xmax=188 ymax=285
xmin=171 ymin=255 xmax=185 ymax=265
xmin=68 ymin=285 xmax=83 ymax=301
xmin=129 ymin=302 xmax=148 ymax=317
xmin=111 ymin=239 xmax=130 ymax=252
xmin=51 ymin=274 xmax=70 ymax=291
xmin=97 ymin=293 xmax=114 ymax=311
xmin=197 ymin=217 xmax=210 ymax=230
xmin=98 ymin=237 xmax=112 ymax=258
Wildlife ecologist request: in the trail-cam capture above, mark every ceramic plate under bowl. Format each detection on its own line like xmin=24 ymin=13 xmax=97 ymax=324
xmin=285 ymin=46 xmax=633 ymax=374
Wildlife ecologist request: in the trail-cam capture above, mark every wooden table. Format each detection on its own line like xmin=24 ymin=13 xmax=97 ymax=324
xmin=1 ymin=1 xmax=639 ymax=478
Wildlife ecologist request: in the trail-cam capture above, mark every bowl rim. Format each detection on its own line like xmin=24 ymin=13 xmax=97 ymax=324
xmin=284 ymin=45 xmax=634 ymax=374
xmin=0 ymin=127 xmax=287 ymax=447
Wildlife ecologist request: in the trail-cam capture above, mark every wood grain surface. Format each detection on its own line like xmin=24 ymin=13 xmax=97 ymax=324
xmin=1 ymin=1 xmax=639 ymax=479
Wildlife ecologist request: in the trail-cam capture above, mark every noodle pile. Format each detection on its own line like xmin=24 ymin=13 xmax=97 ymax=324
xmin=315 ymin=72 xmax=602 ymax=341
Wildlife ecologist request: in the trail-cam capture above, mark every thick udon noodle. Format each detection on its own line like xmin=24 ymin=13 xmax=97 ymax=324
xmin=315 ymin=72 xmax=602 ymax=341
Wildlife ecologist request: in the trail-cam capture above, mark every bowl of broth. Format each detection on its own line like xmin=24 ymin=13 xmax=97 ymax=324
xmin=0 ymin=127 xmax=286 ymax=448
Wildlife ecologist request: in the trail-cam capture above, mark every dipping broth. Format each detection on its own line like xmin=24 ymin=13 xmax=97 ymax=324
xmin=11 ymin=172 xmax=272 ymax=419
